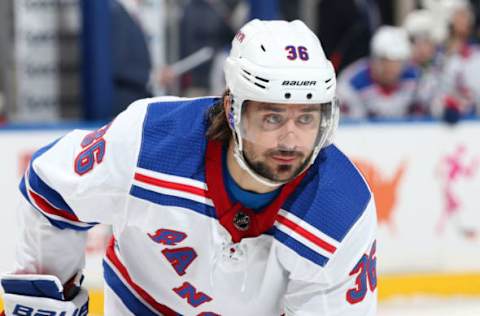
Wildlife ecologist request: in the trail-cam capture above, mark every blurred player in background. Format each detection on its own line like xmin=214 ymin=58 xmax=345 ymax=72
xmin=403 ymin=9 xmax=446 ymax=115
xmin=440 ymin=0 xmax=476 ymax=56
xmin=337 ymin=26 xmax=423 ymax=119
xmin=423 ymin=0 xmax=480 ymax=122
xmin=1 ymin=19 xmax=377 ymax=315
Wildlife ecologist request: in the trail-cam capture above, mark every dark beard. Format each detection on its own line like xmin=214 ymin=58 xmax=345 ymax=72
xmin=244 ymin=149 xmax=312 ymax=182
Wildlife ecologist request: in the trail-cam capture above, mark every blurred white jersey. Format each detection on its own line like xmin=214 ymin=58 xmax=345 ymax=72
xmin=337 ymin=58 xmax=420 ymax=119
xmin=431 ymin=44 xmax=480 ymax=117
xmin=16 ymin=97 xmax=377 ymax=315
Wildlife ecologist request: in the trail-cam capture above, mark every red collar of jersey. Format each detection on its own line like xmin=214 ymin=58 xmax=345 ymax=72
xmin=205 ymin=140 xmax=307 ymax=243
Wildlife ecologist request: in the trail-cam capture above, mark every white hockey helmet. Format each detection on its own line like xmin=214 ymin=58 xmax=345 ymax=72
xmin=422 ymin=0 xmax=470 ymax=17
xmin=422 ymin=0 xmax=472 ymax=27
xmin=403 ymin=9 xmax=447 ymax=44
xmin=371 ymin=26 xmax=411 ymax=60
xmin=224 ymin=19 xmax=338 ymax=187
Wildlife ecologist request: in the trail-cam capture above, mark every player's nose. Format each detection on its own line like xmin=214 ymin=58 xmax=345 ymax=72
xmin=278 ymin=121 xmax=299 ymax=147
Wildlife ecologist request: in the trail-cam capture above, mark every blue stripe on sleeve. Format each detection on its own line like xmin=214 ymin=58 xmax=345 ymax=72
xmin=19 ymin=137 xmax=97 ymax=230
xmin=271 ymin=227 xmax=329 ymax=267
xmin=19 ymin=138 xmax=60 ymax=203
xmin=43 ymin=218 xmax=95 ymax=231
xmin=20 ymin=174 xmax=95 ymax=231
xmin=19 ymin=176 xmax=29 ymax=203
xmin=26 ymin=166 xmax=77 ymax=217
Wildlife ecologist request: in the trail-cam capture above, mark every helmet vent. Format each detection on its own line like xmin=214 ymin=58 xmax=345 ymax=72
xmin=261 ymin=44 xmax=266 ymax=52
xmin=284 ymin=93 xmax=291 ymax=99
xmin=255 ymin=76 xmax=269 ymax=83
xmin=325 ymin=78 xmax=334 ymax=90
xmin=306 ymin=93 xmax=312 ymax=99
xmin=241 ymin=74 xmax=251 ymax=82
xmin=240 ymin=68 xmax=269 ymax=89
xmin=241 ymin=69 xmax=252 ymax=82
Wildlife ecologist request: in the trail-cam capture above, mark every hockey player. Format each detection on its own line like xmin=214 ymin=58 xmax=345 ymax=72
xmin=430 ymin=0 xmax=480 ymax=122
xmin=403 ymin=9 xmax=446 ymax=115
xmin=337 ymin=26 xmax=422 ymax=119
xmin=1 ymin=19 xmax=377 ymax=315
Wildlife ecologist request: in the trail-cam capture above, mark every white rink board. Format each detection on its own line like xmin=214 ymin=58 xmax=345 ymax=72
xmin=335 ymin=121 xmax=480 ymax=274
xmin=0 ymin=121 xmax=479 ymax=289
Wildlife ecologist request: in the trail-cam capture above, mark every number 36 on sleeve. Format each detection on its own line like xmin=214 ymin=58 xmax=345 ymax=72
xmin=74 ymin=123 xmax=111 ymax=176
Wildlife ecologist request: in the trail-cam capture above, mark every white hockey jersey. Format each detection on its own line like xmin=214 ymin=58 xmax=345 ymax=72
xmin=337 ymin=58 xmax=420 ymax=119
xmin=15 ymin=97 xmax=377 ymax=315
xmin=430 ymin=44 xmax=480 ymax=118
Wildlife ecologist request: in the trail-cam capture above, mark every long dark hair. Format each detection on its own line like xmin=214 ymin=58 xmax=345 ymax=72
xmin=206 ymin=89 xmax=232 ymax=142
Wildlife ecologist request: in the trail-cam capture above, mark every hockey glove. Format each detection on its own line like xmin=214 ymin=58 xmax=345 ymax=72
xmin=1 ymin=272 xmax=88 ymax=316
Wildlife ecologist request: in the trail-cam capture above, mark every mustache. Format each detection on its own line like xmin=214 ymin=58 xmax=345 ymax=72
xmin=266 ymin=148 xmax=304 ymax=158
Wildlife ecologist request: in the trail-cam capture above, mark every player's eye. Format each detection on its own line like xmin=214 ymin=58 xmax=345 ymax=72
xmin=297 ymin=114 xmax=314 ymax=125
xmin=264 ymin=114 xmax=284 ymax=125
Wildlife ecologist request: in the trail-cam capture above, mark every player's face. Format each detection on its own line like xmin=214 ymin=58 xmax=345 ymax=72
xmin=240 ymin=101 xmax=321 ymax=182
xmin=451 ymin=8 xmax=473 ymax=38
xmin=372 ymin=58 xmax=404 ymax=86
xmin=411 ymin=38 xmax=436 ymax=65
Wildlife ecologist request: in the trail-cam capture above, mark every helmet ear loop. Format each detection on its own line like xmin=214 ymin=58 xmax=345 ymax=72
xmin=227 ymin=94 xmax=244 ymax=153
xmin=307 ymin=99 xmax=338 ymax=167
xmin=323 ymin=98 xmax=339 ymax=147
xmin=225 ymin=93 xmax=236 ymax=130
xmin=227 ymin=109 xmax=235 ymax=130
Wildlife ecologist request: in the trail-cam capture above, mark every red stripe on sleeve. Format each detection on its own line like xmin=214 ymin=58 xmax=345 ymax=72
xmin=135 ymin=173 xmax=208 ymax=198
xmin=28 ymin=190 xmax=80 ymax=222
xmin=276 ymin=214 xmax=337 ymax=254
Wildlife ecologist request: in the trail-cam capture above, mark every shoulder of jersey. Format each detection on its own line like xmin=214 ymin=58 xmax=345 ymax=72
xmin=345 ymin=59 xmax=418 ymax=91
xmin=345 ymin=59 xmax=374 ymax=91
xmin=400 ymin=63 xmax=420 ymax=81
xmin=271 ymin=145 xmax=372 ymax=267
xmin=131 ymin=96 xmax=218 ymax=191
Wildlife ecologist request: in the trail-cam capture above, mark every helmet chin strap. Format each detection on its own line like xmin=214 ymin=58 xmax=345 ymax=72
xmin=226 ymin=95 xmax=334 ymax=189
xmin=228 ymin=97 xmax=284 ymax=188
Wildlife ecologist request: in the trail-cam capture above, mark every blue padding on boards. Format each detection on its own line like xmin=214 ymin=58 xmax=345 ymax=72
xmin=81 ymin=0 xmax=113 ymax=120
